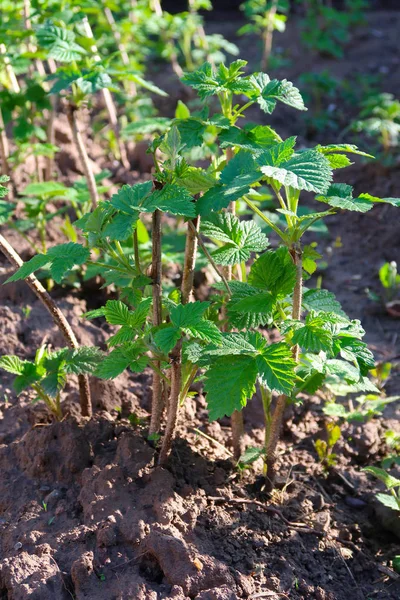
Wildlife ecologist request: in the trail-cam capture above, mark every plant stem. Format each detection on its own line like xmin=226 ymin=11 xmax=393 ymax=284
xmin=179 ymin=364 xmax=198 ymax=406
xmin=66 ymin=103 xmax=99 ymax=209
xmin=149 ymin=208 xmax=163 ymax=435
xmin=158 ymin=338 xmax=182 ymax=465
xmin=222 ymin=146 xmax=245 ymax=461
xmin=133 ymin=229 xmax=142 ymax=274
xmin=264 ymin=242 xmax=302 ymax=490
xmin=0 ymin=43 xmax=21 ymax=93
xmin=243 ymin=195 xmax=286 ymax=241
xmin=82 ymin=17 xmax=130 ymax=169
xmin=261 ymin=0 xmax=278 ymax=72
xmin=0 ymin=233 xmax=93 ymax=417
xmin=189 ymin=221 xmax=231 ymax=296
xmin=104 ymin=7 xmax=137 ymax=97
xmin=158 ymin=212 xmax=200 ymax=464
xmin=0 ymin=108 xmax=10 ymax=176
xmin=181 ymin=216 xmax=200 ymax=304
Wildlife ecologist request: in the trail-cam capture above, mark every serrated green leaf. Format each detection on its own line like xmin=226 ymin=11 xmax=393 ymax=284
xmin=154 ymin=325 xmax=181 ymax=354
xmin=202 ymin=212 xmax=268 ymax=266
xmin=104 ymin=300 xmax=131 ymax=325
xmin=170 ymin=301 xmax=210 ymax=327
xmin=338 ymin=338 xmax=375 ymax=376
xmin=64 ymin=347 xmax=102 ymax=374
xmin=197 ymin=151 xmax=261 ymax=215
xmin=129 ymin=297 xmax=152 ymax=329
xmin=5 ymin=254 xmax=50 ymax=283
xmin=182 ymin=60 xmax=251 ymax=100
xmin=250 ymin=74 xmax=307 ymax=114
xmin=204 ymin=354 xmax=257 ymax=420
xmin=255 ymin=341 xmax=297 ymax=394
xmin=258 ymin=137 xmax=297 ymax=166
xmin=226 ymin=283 xmax=271 ymax=329
xmin=248 ymin=247 xmax=296 ymax=297
xmin=316 ymin=183 xmax=373 ymax=213
xmin=176 ymin=118 xmax=206 ymax=149
xmin=37 ymin=25 xmax=87 ymax=63
xmin=143 ymin=184 xmax=196 ymax=217
xmin=110 ymin=181 xmax=153 ymax=215
xmin=239 ymin=446 xmax=265 ymax=465
xmin=326 ymin=359 xmax=360 ymax=383
xmin=183 ymin=320 xmax=222 ymax=345
xmin=303 ymin=289 xmax=346 ymax=317
xmin=48 ymin=243 xmax=89 ymax=283
xmin=122 ymin=117 xmax=171 ymax=137
xmin=103 ymin=213 xmax=138 ymax=241
xmin=260 ymin=149 xmax=332 ymax=194
xmin=95 ymin=343 xmax=147 ymax=379
xmin=324 ymin=153 xmax=352 ymax=169
xmin=219 ymin=124 xmax=282 ymax=154
xmin=14 ymin=362 xmax=42 ymax=394
xmin=292 ymin=316 xmax=333 ymax=353
xmin=176 ymin=167 xmax=217 ymax=194
xmin=0 ymin=355 xmax=25 ymax=375
xmin=229 ymin=291 xmax=274 ymax=314
xmin=107 ymin=326 xmax=136 ymax=347
xmin=316 ymin=143 xmax=373 ymax=159
xmin=40 ymin=366 xmax=64 ymax=397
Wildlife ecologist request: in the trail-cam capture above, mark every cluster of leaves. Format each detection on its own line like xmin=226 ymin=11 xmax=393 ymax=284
xmin=1 ymin=44 xmax=399 ymax=486
xmin=0 ymin=345 xmax=101 ymax=418
xmin=298 ymin=0 xmax=369 ymax=59
xmin=352 ymin=93 xmax=400 ymax=157
xmin=364 ymin=466 xmax=400 ymax=513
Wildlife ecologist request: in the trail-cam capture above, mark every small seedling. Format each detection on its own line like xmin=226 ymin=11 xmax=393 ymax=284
xmin=363 ymin=466 xmax=400 ymax=512
xmin=315 ymin=422 xmax=342 ymax=470
xmin=0 ymin=345 xmax=101 ymax=420
xmin=238 ymin=0 xmax=288 ymax=70
xmin=382 ymin=430 xmax=400 ymax=469
xmin=352 ymin=93 xmax=400 ymax=161
xmin=324 ymin=394 xmax=400 ymax=423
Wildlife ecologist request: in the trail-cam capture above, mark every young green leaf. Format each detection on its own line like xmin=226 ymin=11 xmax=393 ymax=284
xmin=248 ymin=247 xmax=296 ymax=297
xmin=0 ymin=355 xmax=26 ymax=375
xmin=363 ymin=466 xmax=400 ymax=490
xmin=260 ymin=149 xmax=332 ymax=194
xmin=170 ymin=301 xmax=210 ymax=327
xmin=204 ymin=354 xmax=258 ymax=420
xmin=143 ymin=184 xmax=196 ymax=217
xmin=197 ymin=152 xmax=261 ymax=215
xmin=154 ymin=325 xmax=182 ymax=355
xmin=6 ymin=243 xmax=89 ymax=284
xmin=250 ymin=74 xmax=307 ymax=114
xmin=96 ymin=343 xmax=148 ymax=379
xmin=255 ymin=341 xmax=297 ymax=395
xmin=201 ymin=212 xmax=269 ymax=266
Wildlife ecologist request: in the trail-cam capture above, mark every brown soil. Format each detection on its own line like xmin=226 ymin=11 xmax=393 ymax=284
xmin=1 ymin=9 xmax=400 ymax=600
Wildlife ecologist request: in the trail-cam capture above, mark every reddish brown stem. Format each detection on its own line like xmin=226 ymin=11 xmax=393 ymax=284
xmin=265 ymin=243 xmax=302 ymax=489
xmin=82 ymin=17 xmax=130 ymax=169
xmin=149 ymin=209 xmax=163 ymax=435
xmin=158 ymin=213 xmax=200 ymax=464
xmin=0 ymin=108 xmax=10 ymax=176
xmin=223 ymin=146 xmax=246 ymax=461
xmin=0 ymin=233 xmax=92 ymax=416
xmin=66 ymin=104 xmax=99 ymax=209
xmin=158 ymin=339 xmax=182 ymax=465
xmin=181 ymin=216 xmax=200 ymax=304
